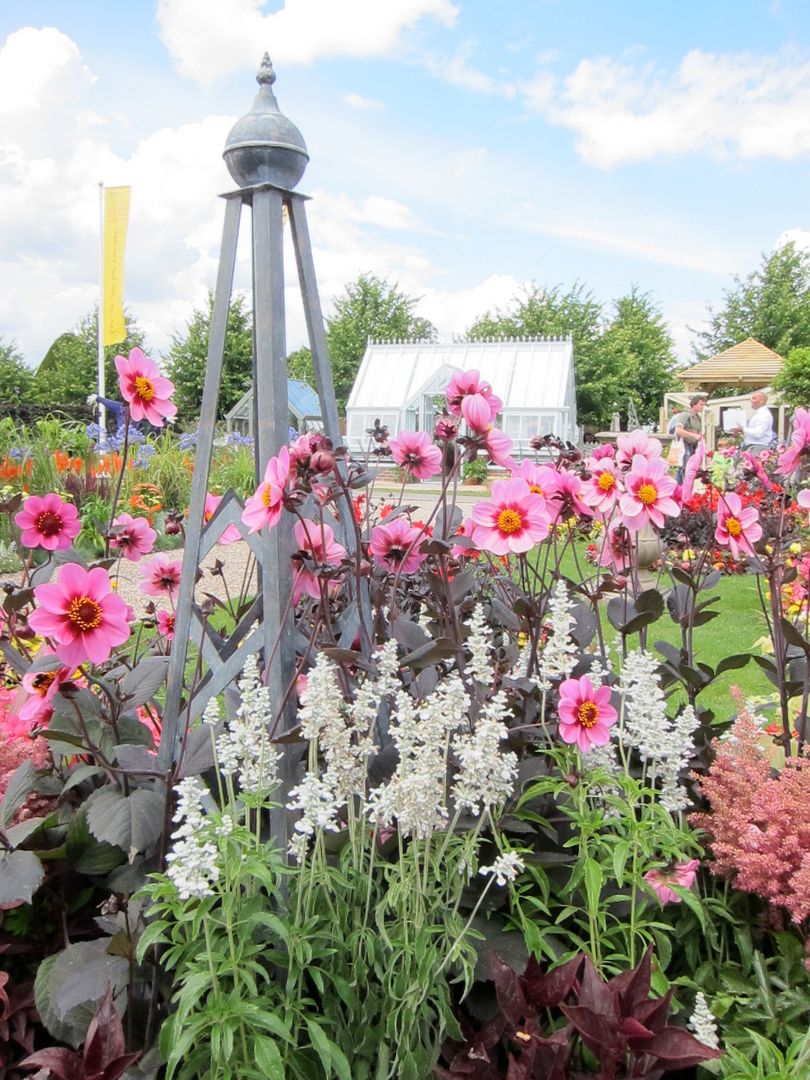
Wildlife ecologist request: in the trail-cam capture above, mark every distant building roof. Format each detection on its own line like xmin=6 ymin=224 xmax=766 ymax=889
xmin=287 ymin=379 xmax=321 ymax=419
xmin=347 ymin=337 xmax=574 ymax=411
xmin=676 ymin=337 xmax=783 ymax=390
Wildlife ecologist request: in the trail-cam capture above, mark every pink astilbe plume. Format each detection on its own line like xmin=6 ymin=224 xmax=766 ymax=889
xmin=692 ymin=690 xmax=810 ymax=926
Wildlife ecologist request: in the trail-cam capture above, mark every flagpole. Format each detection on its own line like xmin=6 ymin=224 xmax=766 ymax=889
xmin=97 ymin=181 xmax=106 ymax=433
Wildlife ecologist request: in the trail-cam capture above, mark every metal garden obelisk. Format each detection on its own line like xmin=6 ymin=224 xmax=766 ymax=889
xmin=158 ymin=55 xmax=343 ymax=769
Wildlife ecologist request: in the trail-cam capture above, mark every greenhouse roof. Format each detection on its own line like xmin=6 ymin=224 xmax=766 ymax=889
xmin=347 ymin=338 xmax=574 ymax=411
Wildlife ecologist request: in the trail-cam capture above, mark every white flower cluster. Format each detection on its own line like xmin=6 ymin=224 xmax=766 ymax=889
xmin=537 ymin=580 xmax=579 ymax=687
xmin=688 ymin=991 xmax=720 ymax=1050
xmin=216 ymin=653 xmax=280 ymax=795
xmin=452 ymin=691 xmax=517 ymax=816
xmin=466 ymin=604 xmax=493 ymax=685
xmin=288 ymin=647 xmax=400 ymax=857
xmin=165 ymin=777 xmax=220 ymax=901
xmin=620 ymin=650 xmax=697 ymax=812
xmin=368 ymin=676 xmax=469 ymax=839
xmin=479 ymin=851 xmax=525 ymax=886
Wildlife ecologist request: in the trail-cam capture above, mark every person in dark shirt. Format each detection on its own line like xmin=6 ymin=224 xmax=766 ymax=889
xmin=673 ymin=394 xmax=707 ymax=483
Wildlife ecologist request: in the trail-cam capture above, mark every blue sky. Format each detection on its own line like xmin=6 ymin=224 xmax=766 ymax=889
xmin=2 ymin=0 xmax=810 ymax=370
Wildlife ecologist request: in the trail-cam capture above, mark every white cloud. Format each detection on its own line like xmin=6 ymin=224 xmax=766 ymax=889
xmin=417 ymin=274 xmax=524 ymax=338
xmin=418 ymin=42 xmax=516 ymax=97
xmin=776 ymin=227 xmax=810 ymax=252
xmin=526 ymin=46 xmax=810 ymax=167
xmin=342 ymin=92 xmax=384 ymax=110
xmin=156 ymin=0 xmax=459 ymax=82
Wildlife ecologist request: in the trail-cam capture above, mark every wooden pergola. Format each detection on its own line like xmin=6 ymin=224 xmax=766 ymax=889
xmin=676 ymin=337 xmax=783 ymax=392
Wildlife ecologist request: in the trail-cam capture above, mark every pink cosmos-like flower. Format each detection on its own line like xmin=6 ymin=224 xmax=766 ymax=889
xmin=581 ymin=457 xmax=622 ymax=516
xmin=545 ymin=469 xmax=593 ymax=523
xmin=470 ymin=478 xmax=550 ymax=556
xmin=557 ymin=675 xmax=618 ymax=752
xmin=292 ymin=518 xmax=346 ymax=603
xmin=242 ymin=446 xmax=291 ymax=533
xmin=370 ymin=517 xmax=427 ymax=575
xmin=14 ymin=653 xmax=72 ymax=729
xmin=615 ymin=430 xmax=663 ymax=470
xmin=203 ymin=493 xmax=241 ymax=545
xmin=681 ymin=438 xmax=705 ymax=501
xmin=140 ymin=555 xmax=183 ymax=598
xmin=511 ymin=460 xmax=558 ymax=503
xmin=156 ymin=610 xmax=175 ymax=639
xmin=595 ymin=521 xmax=635 ymax=573
xmin=109 ymin=512 xmax=157 ymax=561
xmin=715 ymin=492 xmax=762 ymax=558
xmin=620 ymin=454 xmax=680 ymax=531
xmin=389 ymin=430 xmax=443 ymax=480
xmin=115 ymin=347 xmax=177 ymax=427
xmin=445 ymin=369 xmax=502 ymax=431
xmin=483 ymin=426 xmax=516 ymax=469
xmin=15 ymin=493 xmax=80 ymax=552
xmin=28 ymin=564 xmax=131 ymax=667
xmin=644 ymin=859 xmax=700 ymax=905
xmin=778 ymin=407 xmax=810 ymax=475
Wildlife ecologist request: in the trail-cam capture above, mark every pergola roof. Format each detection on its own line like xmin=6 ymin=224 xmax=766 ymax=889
xmin=675 ymin=337 xmax=783 ymax=391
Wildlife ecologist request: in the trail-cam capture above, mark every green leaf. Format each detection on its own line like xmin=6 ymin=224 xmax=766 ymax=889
xmin=44 ymin=938 xmax=129 ymax=1022
xmin=0 ymin=760 xmax=36 ymax=825
xmin=120 ymin=657 xmax=170 ymax=708
xmin=583 ymin=857 xmax=603 ymax=913
xmin=0 ymin=849 xmax=44 ymax=905
xmin=85 ymin=786 xmax=165 ymax=854
xmin=254 ymin=1037 xmax=285 ymax=1080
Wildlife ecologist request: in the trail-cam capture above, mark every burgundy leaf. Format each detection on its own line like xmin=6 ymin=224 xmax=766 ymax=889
xmin=559 ymin=1004 xmax=618 ymax=1054
xmin=619 ymin=1017 xmax=653 ymax=1040
xmin=609 ymin=944 xmax=653 ymax=1014
xmin=634 ymin=990 xmax=673 ymax=1034
xmin=522 ymin=953 xmax=582 ymax=1008
xmin=489 ymin=952 xmax=531 ymax=1028
xmin=100 ymin=1052 xmax=143 ymax=1080
xmin=574 ymin=957 xmax=616 ymax=1020
xmin=81 ymin=985 xmax=134 ymax=1080
xmin=505 ymin=1052 xmax=532 ymax=1080
xmin=640 ymin=1025 xmax=723 ymax=1068
xmin=19 ymin=1048 xmax=83 ymax=1080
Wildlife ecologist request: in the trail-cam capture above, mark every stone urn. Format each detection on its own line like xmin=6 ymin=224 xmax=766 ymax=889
xmin=635 ymin=522 xmax=664 ymax=592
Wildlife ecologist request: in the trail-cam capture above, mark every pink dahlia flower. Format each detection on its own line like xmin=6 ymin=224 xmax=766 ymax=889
xmin=545 ymin=469 xmax=593 ymax=523
xmin=115 ymin=347 xmax=177 ymax=427
xmin=483 ymin=426 xmax=516 ymax=469
xmin=644 ymin=859 xmax=700 ymax=905
xmin=511 ymin=460 xmax=558 ymax=503
xmin=581 ymin=458 xmax=622 ymax=516
xmin=778 ymin=407 xmax=810 ymax=475
xmin=715 ymin=492 xmax=762 ymax=558
xmin=389 ymin=430 xmax=443 ymax=480
xmin=15 ymin=653 xmax=72 ymax=729
xmin=28 ymin=564 xmax=131 ymax=667
xmin=203 ymin=493 xmax=241 ymax=544
xmin=109 ymin=512 xmax=157 ymax=561
xmin=370 ymin=517 xmax=426 ymax=575
xmin=292 ymin=518 xmax=346 ymax=603
xmin=156 ymin=610 xmax=175 ymax=639
xmin=15 ymin=493 xmax=80 ymax=552
xmin=620 ymin=454 xmax=680 ymax=531
xmin=590 ymin=443 xmax=615 ymax=461
xmin=445 ymin=369 xmax=502 ymax=431
xmin=470 ymin=478 xmax=550 ymax=556
xmin=242 ymin=446 xmax=291 ymax=533
xmin=615 ymin=430 xmax=663 ymax=470
xmin=557 ymin=675 xmax=618 ymax=752
xmin=595 ymin=521 xmax=634 ymax=573
xmin=681 ymin=438 xmax=705 ymax=501
xmin=140 ymin=555 xmax=183 ymax=598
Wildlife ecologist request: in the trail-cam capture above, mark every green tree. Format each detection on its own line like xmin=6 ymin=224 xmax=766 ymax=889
xmin=773 ymin=347 xmax=810 ymax=409
xmin=600 ymin=287 xmax=678 ymax=425
xmin=287 ymin=345 xmax=313 ymax=386
xmin=467 ymin=282 xmax=611 ymax=428
xmin=0 ymin=338 xmax=35 ymax=404
xmin=325 ymin=274 xmax=435 ymax=410
xmin=164 ymin=291 xmax=253 ymax=421
xmin=34 ymin=308 xmax=146 ymax=406
xmin=694 ymin=241 xmax=810 ymax=359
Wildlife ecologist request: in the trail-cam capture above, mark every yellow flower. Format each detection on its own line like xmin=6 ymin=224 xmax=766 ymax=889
xmin=789 ymin=542 xmax=802 ymax=555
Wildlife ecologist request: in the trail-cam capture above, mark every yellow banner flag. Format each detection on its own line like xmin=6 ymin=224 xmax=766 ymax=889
xmin=102 ymin=186 xmax=130 ymax=347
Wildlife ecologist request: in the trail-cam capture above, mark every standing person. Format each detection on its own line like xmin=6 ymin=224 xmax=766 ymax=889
xmin=734 ymin=389 xmax=776 ymax=455
xmin=673 ymin=394 xmax=707 ymax=483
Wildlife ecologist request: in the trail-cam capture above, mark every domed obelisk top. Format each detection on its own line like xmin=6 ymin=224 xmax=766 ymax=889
xmin=223 ymin=53 xmax=309 ymax=191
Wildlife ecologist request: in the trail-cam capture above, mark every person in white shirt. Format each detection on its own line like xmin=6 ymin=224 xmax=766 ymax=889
xmin=734 ymin=390 xmax=776 ymax=454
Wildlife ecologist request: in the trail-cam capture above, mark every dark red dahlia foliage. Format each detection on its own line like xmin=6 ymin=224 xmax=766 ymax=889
xmin=435 ymin=948 xmax=721 ymax=1080
xmin=19 ymin=985 xmax=140 ymax=1080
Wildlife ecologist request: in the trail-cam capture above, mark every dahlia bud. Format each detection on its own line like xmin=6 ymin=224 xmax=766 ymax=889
xmin=310 ymin=450 xmax=336 ymax=474
xmin=434 ymin=414 xmax=459 ymax=441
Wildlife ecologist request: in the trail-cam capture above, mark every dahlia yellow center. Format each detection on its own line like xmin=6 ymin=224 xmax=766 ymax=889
xmin=597 ymin=472 xmax=615 ymax=492
xmin=725 ymin=515 xmax=742 ymax=537
xmin=36 ymin=511 xmax=62 ymax=536
xmin=637 ymin=482 xmax=657 ymax=506
xmin=67 ymin=595 xmax=102 ymax=632
xmin=577 ymin=700 xmax=600 ymax=728
xmin=134 ymin=375 xmax=156 ymax=402
xmin=529 ymin=483 xmax=544 ymax=496
xmin=261 ymin=485 xmax=274 ymax=508
xmin=497 ymin=508 xmax=523 ymax=534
